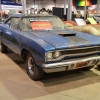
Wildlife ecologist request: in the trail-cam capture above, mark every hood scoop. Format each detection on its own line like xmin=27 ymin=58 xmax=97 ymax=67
xmin=59 ymin=33 xmax=76 ymax=37
xmin=51 ymin=31 xmax=76 ymax=37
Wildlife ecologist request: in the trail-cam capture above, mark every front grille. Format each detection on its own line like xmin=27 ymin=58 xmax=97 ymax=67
xmin=62 ymin=46 xmax=100 ymax=56
xmin=47 ymin=46 xmax=100 ymax=62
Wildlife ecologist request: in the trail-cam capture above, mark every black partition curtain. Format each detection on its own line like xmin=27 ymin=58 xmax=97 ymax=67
xmin=52 ymin=7 xmax=67 ymax=20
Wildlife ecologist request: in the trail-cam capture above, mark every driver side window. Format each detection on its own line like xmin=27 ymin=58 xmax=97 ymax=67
xmin=10 ymin=18 xmax=20 ymax=30
xmin=5 ymin=19 xmax=11 ymax=27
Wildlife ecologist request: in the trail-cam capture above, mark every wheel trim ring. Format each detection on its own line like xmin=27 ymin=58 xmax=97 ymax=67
xmin=28 ymin=57 xmax=35 ymax=75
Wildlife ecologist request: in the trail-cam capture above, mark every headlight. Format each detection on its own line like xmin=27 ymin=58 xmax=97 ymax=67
xmin=53 ymin=51 xmax=61 ymax=58
xmin=46 ymin=52 xmax=53 ymax=60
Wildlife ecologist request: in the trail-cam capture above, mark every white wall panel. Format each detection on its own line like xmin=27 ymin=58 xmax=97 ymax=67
xmin=18 ymin=0 xmax=76 ymax=13
xmin=25 ymin=0 xmax=68 ymax=10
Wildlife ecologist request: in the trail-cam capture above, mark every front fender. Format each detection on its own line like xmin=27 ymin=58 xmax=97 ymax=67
xmin=19 ymin=45 xmax=45 ymax=64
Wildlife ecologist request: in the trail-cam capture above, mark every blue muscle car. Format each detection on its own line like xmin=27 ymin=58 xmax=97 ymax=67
xmin=1 ymin=14 xmax=100 ymax=80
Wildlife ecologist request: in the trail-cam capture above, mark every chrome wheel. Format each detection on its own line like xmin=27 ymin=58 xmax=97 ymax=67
xmin=27 ymin=53 xmax=44 ymax=80
xmin=28 ymin=57 xmax=35 ymax=75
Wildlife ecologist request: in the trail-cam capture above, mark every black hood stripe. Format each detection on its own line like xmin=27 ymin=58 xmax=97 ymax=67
xmin=66 ymin=36 xmax=90 ymax=45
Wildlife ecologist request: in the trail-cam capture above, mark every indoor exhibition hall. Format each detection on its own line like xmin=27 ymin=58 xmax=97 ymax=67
xmin=0 ymin=0 xmax=100 ymax=100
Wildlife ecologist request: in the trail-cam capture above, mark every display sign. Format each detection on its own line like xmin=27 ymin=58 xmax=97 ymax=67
xmin=87 ymin=18 xmax=97 ymax=24
xmin=73 ymin=0 xmax=97 ymax=6
xmin=94 ymin=16 xmax=100 ymax=22
xmin=1 ymin=0 xmax=22 ymax=10
xmin=75 ymin=18 xmax=86 ymax=26
xmin=30 ymin=21 xmax=52 ymax=30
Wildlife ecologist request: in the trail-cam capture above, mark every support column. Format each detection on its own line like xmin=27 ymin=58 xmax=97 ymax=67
xmin=38 ymin=0 xmax=41 ymax=9
xmin=38 ymin=0 xmax=39 ymax=9
xmin=54 ymin=0 xmax=56 ymax=7
xmin=97 ymin=0 xmax=100 ymax=15
xmin=21 ymin=0 xmax=26 ymax=14
xmin=84 ymin=0 xmax=87 ymax=19
xmin=0 ymin=0 xmax=2 ymax=21
xmin=16 ymin=0 xmax=18 ymax=3
xmin=67 ymin=0 xmax=72 ymax=21
xmin=34 ymin=0 xmax=35 ymax=8
xmin=64 ymin=0 xmax=66 ymax=15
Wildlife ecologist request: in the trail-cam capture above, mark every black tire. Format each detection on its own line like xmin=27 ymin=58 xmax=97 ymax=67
xmin=26 ymin=53 xmax=44 ymax=81
xmin=96 ymin=65 xmax=100 ymax=70
xmin=81 ymin=66 xmax=93 ymax=71
xmin=97 ymin=65 xmax=100 ymax=67
xmin=0 ymin=42 xmax=7 ymax=53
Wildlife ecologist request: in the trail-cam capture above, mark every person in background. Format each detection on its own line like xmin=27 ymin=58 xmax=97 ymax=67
xmin=41 ymin=8 xmax=49 ymax=15
xmin=2 ymin=11 xmax=5 ymax=17
xmin=72 ymin=11 xmax=76 ymax=21
xmin=34 ymin=9 xmax=37 ymax=14
xmin=76 ymin=11 xmax=82 ymax=18
xmin=47 ymin=9 xmax=50 ymax=14
xmin=49 ymin=10 xmax=52 ymax=15
xmin=37 ymin=9 xmax=40 ymax=14
xmin=86 ymin=11 xmax=89 ymax=19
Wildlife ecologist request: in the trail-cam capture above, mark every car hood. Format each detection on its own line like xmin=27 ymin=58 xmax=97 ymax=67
xmin=30 ymin=30 xmax=100 ymax=49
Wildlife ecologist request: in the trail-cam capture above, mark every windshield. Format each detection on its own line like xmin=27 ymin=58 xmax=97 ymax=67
xmin=21 ymin=16 xmax=67 ymax=31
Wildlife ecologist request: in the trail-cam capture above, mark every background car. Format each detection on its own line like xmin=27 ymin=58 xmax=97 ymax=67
xmin=63 ymin=21 xmax=77 ymax=27
xmin=68 ymin=24 xmax=100 ymax=36
xmin=1 ymin=14 xmax=100 ymax=80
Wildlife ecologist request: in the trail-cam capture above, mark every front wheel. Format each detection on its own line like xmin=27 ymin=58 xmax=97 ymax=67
xmin=80 ymin=66 xmax=93 ymax=71
xmin=0 ymin=42 xmax=7 ymax=53
xmin=26 ymin=53 xmax=44 ymax=81
xmin=96 ymin=65 xmax=100 ymax=70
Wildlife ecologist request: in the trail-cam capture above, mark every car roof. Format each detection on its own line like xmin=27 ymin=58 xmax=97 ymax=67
xmin=4 ymin=14 xmax=57 ymax=23
xmin=9 ymin=14 xmax=54 ymax=18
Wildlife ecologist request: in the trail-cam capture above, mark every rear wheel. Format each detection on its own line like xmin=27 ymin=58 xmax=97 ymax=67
xmin=0 ymin=42 xmax=7 ymax=53
xmin=26 ymin=53 xmax=44 ymax=80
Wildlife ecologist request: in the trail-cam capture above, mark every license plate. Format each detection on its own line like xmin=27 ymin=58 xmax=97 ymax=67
xmin=75 ymin=62 xmax=88 ymax=69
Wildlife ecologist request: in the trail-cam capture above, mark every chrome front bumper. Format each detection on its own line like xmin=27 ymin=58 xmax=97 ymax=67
xmin=42 ymin=56 xmax=100 ymax=73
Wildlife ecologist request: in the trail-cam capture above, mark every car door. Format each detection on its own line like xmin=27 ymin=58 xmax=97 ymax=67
xmin=2 ymin=17 xmax=20 ymax=54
